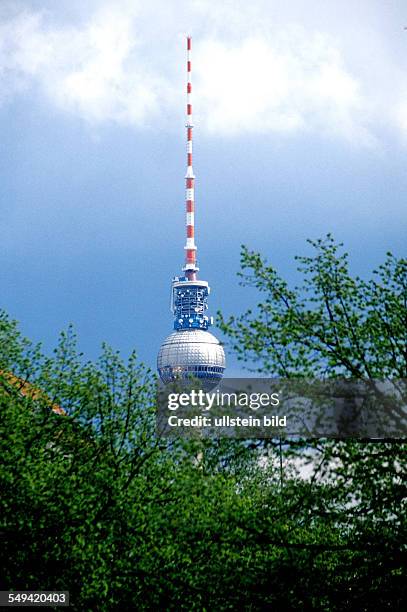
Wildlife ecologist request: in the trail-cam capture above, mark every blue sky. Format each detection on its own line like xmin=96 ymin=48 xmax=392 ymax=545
xmin=0 ymin=0 xmax=406 ymax=375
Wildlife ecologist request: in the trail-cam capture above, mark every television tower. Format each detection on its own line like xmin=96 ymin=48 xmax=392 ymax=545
xmin=157 ymin=36 xmax=226 ymax=384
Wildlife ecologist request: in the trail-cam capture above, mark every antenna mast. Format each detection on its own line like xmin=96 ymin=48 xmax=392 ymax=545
xmin=183 ymin=36 xmax=198 ymax=281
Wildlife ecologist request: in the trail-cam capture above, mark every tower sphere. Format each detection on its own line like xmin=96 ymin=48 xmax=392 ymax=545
xmin=158 ymin=330 xmax=225 ymax=384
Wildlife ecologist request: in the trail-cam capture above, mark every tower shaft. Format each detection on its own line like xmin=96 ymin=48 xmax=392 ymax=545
xmin=184 ymin=36 xmax=198 ymax=281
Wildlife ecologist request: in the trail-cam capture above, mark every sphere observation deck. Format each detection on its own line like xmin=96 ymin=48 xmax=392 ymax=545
xmin=157 ymin=277 xmax=225 ymax=385
xmin=157 ymin=329 xmax=225 ymax=384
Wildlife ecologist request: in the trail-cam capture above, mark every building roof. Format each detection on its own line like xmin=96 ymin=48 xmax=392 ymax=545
xmin=0 ymin=370 xmax=66 ymax=415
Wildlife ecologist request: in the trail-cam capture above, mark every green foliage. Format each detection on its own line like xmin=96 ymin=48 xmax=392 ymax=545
xmin=217 ymin=235 xmax=407 ymax=609
xmin=218 ymin=235 xmax=406 ymax=377
xmin=0 ymin=234 xmax=406 ymax=610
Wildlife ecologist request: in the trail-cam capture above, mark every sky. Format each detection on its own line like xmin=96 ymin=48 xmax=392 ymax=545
xmin=0 ymin=0 xmax=406 ymax=375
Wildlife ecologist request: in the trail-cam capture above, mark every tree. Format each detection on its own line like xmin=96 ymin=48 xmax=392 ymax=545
xmin=0 ymin=311 xmax=289 ymax=609
xmin=1 ymin=231 xmax=406 ymax=612
xmin=218 ymin=235 xmax=407 ymax=609
xmin=218 ymin=235 xmax=406 ymax=378
xmin=0 ymin=312 xmax=165 ymax=608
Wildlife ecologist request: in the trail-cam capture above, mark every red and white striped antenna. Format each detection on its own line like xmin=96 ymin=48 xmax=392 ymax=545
xmin=183 ymin=35 xmax=198 ymax=281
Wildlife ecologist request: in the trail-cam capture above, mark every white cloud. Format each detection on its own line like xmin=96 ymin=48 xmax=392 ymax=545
xmin=0 ymin=0 xmax=404 ymax=144
xmin=0 ymin=3 xmax=166 ymax=126
xmin=194 ymin=34 xmax=365 ymax=141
